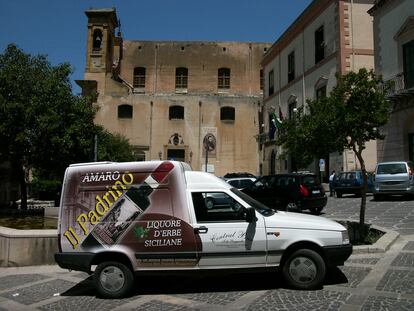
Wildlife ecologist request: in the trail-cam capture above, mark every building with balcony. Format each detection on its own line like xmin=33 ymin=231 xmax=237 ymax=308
xmin=369 ymin=0 xmax=414 ymax=162
xmin=77 ymin=8 xmax=271 ymax=176
xmin=260 ymin=0 xmax=376 ymax=176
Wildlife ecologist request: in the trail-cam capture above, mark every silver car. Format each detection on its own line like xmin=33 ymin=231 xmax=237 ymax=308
xmin=373 ymin=161 xmax=414 ymax=200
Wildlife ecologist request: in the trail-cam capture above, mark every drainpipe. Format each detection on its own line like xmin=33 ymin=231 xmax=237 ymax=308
xmin=302 ymin=28 xmax=306 ymax=108
xmin=153 ymin=44 xmax=158 ymax=94
xmin=150 ymin=101 xmax=153 ymax=159
xmin=350 ymin=0 xmax=355 ymax=71
xmin=278 ymin=49 xmax=282 ymax=173
xmin=198 ymin=101 xmax=202 ymax=170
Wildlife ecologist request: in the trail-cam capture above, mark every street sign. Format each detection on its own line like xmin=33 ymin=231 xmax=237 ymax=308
xmin=319 ymin=158 xmax=325 ymax=171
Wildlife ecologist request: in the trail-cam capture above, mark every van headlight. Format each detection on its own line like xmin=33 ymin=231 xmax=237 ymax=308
xmin=341 ymin=230 xmax=350 ymax=244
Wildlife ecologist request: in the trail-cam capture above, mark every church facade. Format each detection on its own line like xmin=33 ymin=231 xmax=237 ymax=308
xmin=77 ymin=8 xmax=271 ymax=176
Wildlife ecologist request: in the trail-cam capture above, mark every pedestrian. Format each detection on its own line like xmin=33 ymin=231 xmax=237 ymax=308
xmin=329 ymin=170 xmax=336 ymax=197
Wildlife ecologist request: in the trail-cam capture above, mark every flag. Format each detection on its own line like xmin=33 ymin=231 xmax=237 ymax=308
xmin=275 ymin=106 xmax=283 ymax=129
xmin=269 ymin=112 xmax=276 ymax=139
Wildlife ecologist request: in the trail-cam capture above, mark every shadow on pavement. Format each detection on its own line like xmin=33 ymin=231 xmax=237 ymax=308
xmin=60 ymin=267 xmax=348 ymax=297
xmin=324 ymin=266 xmax=349 ymax=286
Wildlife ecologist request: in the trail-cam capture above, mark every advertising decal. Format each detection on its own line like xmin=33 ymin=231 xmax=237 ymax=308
xmin=61 ymin=161 xmax=200 ymax=266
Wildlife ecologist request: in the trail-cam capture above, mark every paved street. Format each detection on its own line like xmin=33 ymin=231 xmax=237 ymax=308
xmin=324 ymin=194 xmax=414 ymax=236
xmin=0 ymin=196 xmax=413 ymax=310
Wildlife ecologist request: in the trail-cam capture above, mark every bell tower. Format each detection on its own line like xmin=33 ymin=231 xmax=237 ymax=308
xmin=84 ymin=8 xmax=119 ymax=74
xmin=78 ymin=8 xmax=122 ymax=97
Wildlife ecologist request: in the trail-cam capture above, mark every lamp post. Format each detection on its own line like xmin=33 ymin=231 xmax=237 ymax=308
xmin=203 ymin=133 xmax=216 ymax=173
xmin=205 ymin=145 xmax=208 ymax=172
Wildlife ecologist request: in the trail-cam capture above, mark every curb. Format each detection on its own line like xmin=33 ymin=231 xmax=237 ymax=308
xmin=352 ymin=224 xmax=400 ymax=254
xmin=333 ymin=219 xmax=400 ymax=254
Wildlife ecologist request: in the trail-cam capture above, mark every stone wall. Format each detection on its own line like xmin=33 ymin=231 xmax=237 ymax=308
xmin=0 ymin=227 xmax=58 ymax=267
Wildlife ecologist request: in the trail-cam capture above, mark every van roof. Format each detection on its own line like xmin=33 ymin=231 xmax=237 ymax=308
xmin=376 ymin=161 xmax=411 ymax=166
xmin=185 ymin=171 xmax=232 ymax=191
xmin=66 ymin=160 xmax=191 ymax=175
xmin=69 ymin=161 xmax=113 ymax=167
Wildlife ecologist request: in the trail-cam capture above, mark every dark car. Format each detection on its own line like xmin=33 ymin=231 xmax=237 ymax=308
xmin=242 ymin=173 xmax=327 ymax=214
xmin=334 ymin=171 xmax=374 ymax=198
xmin=223 ymin=172 xmax=256 ymax=178
xmin=225 ymin=177 xmax=256 ymax=190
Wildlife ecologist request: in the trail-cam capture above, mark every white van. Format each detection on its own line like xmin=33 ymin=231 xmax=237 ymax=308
xmin=55 ymin=161 xmax=352 ymax=298
xmin=373 ymin=161 xmax=414 ymax=200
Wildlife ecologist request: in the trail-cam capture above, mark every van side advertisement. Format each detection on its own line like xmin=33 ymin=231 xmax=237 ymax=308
xmin=60 ymin=161 xmax=200 ymax=266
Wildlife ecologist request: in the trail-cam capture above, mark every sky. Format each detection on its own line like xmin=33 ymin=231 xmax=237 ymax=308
xmin=0 ymin=0 xmax=313 ymax=94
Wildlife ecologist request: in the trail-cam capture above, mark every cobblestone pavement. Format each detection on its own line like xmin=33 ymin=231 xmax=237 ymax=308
xmin=0 ymin=196 xmax=413 ymax=310
xmin=323 ymin=194 xmax=414 ymax=236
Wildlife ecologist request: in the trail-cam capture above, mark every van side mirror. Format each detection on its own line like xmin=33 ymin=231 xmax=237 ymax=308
xmin=246 ymin=207 xmax=257 ymax=223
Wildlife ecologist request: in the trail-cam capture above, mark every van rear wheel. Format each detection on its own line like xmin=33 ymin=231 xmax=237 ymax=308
xmin=94 ymin=261 xmax=134 ymax=298
xmin=282 ymin=249 xmax=326 ymax=290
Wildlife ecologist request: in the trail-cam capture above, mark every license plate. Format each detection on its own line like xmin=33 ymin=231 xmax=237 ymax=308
xmin=312 ymin=190 xmax=320 ymax=194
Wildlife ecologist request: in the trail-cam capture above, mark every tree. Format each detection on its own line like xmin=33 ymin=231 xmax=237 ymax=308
xmin=277 ymin=68 xmax=391 ymax=239
xmin=329 ymin=69 xmax=391 ymax=238
xmin=277 ymin=97 xmax=344 ymax=171
xmin=94 ymin=126 xmax=136 ymax=162
xmin=0 ymin=44 xmax=96 ymax=208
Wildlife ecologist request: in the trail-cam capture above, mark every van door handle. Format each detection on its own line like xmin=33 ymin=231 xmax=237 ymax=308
xmin=194 ymin=226 xmax=208 ymax=234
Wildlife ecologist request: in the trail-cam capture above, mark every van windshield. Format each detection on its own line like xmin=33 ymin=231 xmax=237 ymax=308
xmin=377 ymin=164 xmax=407 ymax=174
xmin=231 ymin=188 xmax=275 ymax=217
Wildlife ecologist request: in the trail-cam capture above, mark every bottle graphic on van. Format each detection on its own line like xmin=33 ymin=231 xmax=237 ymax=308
xmin=81 ymin=161 xmax=174 ymax=250
xmin=81 ymin=184 xmax=153 ymax=249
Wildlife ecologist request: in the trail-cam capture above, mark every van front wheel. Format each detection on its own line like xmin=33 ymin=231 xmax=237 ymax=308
xmin=282 ymin=249 xmax=326 ymax=290
xmin=94 ymin=261 xmax=135 ymax=298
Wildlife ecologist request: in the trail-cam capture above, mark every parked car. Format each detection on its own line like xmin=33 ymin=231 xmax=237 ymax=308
xmin=225 ymin=177 xmax=256 ymax=190
xmin=242 ymin=173 xmax=327 ymax=214
xmin=373 ymin=161 xmax=414 ymax=200
xmin=207 ymin=178 xmax=257 ymax=209
xmin=334 ymin=171 xmax=374 ymax=198
xmin=223 ymin=172 xmax=256 ymax=178
xmin=204 ymin=192 xmax=233 ymax=209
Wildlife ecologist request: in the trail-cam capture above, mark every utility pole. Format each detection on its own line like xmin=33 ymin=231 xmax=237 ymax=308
xmin=94 ymin=134 xmax=98 ymax=162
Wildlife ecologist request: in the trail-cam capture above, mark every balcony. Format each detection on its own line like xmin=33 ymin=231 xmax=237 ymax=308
xmin=384 ymin=72 xmax=414 ymax=99
xmin=256 ymin=132 xmax=278 ymax=146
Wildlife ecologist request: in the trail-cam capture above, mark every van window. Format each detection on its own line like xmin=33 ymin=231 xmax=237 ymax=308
xmin=191 ymin=192 xmax=246 ymax=222
xmin=377 ymin=163 xmax=407 ymax=174
xmin=231 ymin=188 xmax=274 ymax=217
xmin=227 ymin=180 xmax=239 ymax=188
xmin=251 ymin=176 xmax=275 ymax=190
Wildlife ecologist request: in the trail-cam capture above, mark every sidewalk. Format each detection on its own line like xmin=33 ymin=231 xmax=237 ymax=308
xmin=0 ymin=234 xmax=413 ymax=310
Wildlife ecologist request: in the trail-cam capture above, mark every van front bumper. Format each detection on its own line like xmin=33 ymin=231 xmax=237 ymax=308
xmin=55 ymin=252 xmax=95 ymax=273
xmin=322 ymin=244 xmax=353 ymax=266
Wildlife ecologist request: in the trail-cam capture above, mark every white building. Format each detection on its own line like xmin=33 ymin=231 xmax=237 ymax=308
xmin=260 ymin=0 xmax=376 ymax=177
xmin=369 ymin=0 xmax=414 ymax=162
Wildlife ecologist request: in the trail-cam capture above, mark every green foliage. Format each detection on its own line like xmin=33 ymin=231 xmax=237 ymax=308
xmin=277 ymin=68 xmax=391 ymax=237
xmin=330 ymin=68 xmax=391 ymax=152
xmin=0 ymin=44 xmax=137 ymax=207
xmin=0 ymin=44 xmax=97 ymax=179
xmin=277 ymin=68 xmax=391 ymax=169
xmin=30 ymin=178 xmax=61 ymax=200
xmin=0 ymin=44 xmax=98 ymax=207
xmin=95 ymin=126 xmax=136 ymax=162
